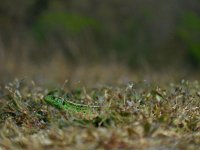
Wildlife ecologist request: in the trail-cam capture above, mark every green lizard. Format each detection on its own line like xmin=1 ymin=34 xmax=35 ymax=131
xmin=44 ymin=94 xmax=100 ymax=115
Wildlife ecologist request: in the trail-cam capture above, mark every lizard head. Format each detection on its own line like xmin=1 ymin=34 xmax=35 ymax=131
xmin=44 ymin=94 xmax=64 ymax=110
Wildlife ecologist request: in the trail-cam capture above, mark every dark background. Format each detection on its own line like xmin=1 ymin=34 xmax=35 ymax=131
xmin=0 ymin=0 xmax=200 ymax=84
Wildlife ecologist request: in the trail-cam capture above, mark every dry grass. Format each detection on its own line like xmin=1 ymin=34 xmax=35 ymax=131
xmin=0 ymin=79 xmax=199 ymax=150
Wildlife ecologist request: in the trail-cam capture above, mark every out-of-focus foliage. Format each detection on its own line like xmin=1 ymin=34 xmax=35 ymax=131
xmin=178 ymin=11 xmax=200 ymax=63
xmin=33 ymin=11 xmax=100 ymax=40
xmin=0 ymin=0 xmax=200 ymax=67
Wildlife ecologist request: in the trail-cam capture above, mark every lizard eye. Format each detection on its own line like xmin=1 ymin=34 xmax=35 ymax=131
xmin=62 ymin=101 xmax=66 ymax=105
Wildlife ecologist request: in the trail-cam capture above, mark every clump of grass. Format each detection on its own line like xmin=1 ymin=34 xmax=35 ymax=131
xmin=0 ymin=79 xmax=199 ymax=149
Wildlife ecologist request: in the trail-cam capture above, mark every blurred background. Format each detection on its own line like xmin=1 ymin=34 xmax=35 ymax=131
xmin=0 ymin=0 xmax=200 ymax=85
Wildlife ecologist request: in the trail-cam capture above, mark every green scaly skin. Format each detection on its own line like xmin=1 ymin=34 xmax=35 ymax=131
xmin=44 ymin=95 xmax=100 ymax=114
